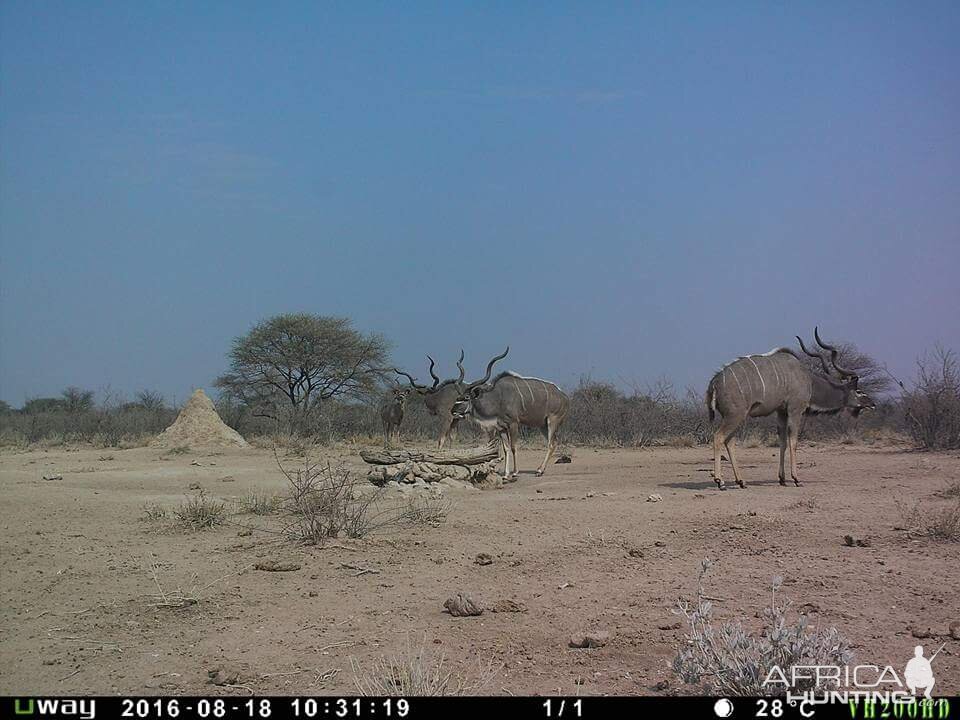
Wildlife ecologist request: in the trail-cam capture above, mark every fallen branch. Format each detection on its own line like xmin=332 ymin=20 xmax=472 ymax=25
xmin=339 ymin=562 xmax=380 ymax=577
xmin=360 ymin=441 xmax=499 ymax=466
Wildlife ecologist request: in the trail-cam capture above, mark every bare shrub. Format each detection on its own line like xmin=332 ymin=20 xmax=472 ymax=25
xmin=277 ymin=450 xmax=383 ymax=543
xmin=147 ymin=562 xmax=202 ymax=609
xmin=742 ymin=431 xmax=764 ymax=449
xmin=565 ymin=377 xmax=706 ymax=447
xmin=147 ymin=561 xmax=248 ymax=609
xmin=903 ymin=345 xmax=960 ymax=450
xmin=673 ymin=559 xmax=853 ymax=695
xmin=0 ymin=390 xmax=177 ymax=447
xmin=174 ymin=489 xmax=226 ymax=530
xmin=275 ymin=449 xmax=452 ymax=545
xmin=351 ymin=637 xmax=498 ymax=696
xmin=897 ymin=499 xmax=960 ymax=542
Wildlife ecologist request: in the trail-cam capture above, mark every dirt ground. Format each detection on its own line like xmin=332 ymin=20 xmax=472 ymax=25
xmin=1 ymin=440 xmax=958 ymax=696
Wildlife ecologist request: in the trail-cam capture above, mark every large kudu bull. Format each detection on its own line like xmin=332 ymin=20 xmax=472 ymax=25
xmin=452 ymin=348 xmax=570 ymax=480
xmin=394 ymin=351 xmax=467 ymax=450
xmin=705 ymin=327 xmax=875 ymax=490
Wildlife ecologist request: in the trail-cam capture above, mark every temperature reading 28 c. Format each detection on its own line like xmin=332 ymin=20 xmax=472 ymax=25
xmin=543 ymin=699 xmax=583 ymax=717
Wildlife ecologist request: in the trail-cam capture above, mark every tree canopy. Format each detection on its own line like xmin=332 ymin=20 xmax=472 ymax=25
xmin=214 ymin=313 xmax=390 ymax=430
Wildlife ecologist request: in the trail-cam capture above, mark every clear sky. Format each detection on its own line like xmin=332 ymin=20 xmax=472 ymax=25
xmin=1 ymin=2 xmax=958 ymax=406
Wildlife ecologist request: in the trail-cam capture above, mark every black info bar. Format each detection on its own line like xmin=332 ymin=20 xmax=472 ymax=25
xmin=3 ymin=695 xmax=955 ymax=720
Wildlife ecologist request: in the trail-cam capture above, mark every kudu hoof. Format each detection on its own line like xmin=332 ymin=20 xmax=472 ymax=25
xmin=534 ymin=470 xmax=544 ymax=477
xmin=779 ymin=479 xmax=788 ymax=486
xmin=737 ymin=482 xmax=746 ymax=489
xmin=793 ymin=479 xmax=802 ymax=487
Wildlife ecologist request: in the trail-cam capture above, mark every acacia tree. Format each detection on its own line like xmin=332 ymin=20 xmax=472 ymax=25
xmin=134 ymin=390 xmax=167 ymax=412
xmin=903 ymin=345 xmax=960 ymax=450
xmin=61 ymin=387 xmax=95 ymax=413
xmin=214 ymin=313 xmax=389 ymax=432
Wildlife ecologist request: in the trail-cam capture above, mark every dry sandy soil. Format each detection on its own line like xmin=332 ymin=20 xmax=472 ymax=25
xmin=1 ymin=440 xmax=958 ymax=696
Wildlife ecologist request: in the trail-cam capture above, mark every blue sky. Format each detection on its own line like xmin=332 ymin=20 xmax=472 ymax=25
xmin=1 ymin=2 xmax=958 ymax=406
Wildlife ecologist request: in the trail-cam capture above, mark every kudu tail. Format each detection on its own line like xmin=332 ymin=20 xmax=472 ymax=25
xmin=705 ymin=377 xmax=718 ymax=423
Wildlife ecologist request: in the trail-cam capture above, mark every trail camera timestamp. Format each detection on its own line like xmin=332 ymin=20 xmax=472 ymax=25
xmin=118 ymin=698 xmax=411 ymax=718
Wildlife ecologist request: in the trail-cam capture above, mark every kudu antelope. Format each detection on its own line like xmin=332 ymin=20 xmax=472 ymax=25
xmin=394 ymin=351 xmax=466 ymax=449
xmin=379 ymin=383 xmax=409 ymax=447
xmin=705 ymin=328 xmax=875 ymax=490
xmin=452 ymin=348 xmax=570 ymax=480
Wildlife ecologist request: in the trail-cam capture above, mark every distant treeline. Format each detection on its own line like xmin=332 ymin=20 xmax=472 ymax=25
xmin=2 ymin=345 xmax=957 ymax=451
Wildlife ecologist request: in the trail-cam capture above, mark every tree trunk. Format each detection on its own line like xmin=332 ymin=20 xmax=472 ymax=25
xmin=360 ymin=441 xmax=499 ymax=466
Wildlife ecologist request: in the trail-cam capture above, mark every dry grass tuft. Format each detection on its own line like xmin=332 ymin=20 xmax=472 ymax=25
xmin=148 ymin=562 xmax=201 ymax=609
xmin=235 ymin=490 xmax=282 ymax=515
xmin=400 ymin=494 xmax=452 ymax=527
xmin=174 ymin=489 xmax=226 ymax=530
xmin=791 ymin=497 xmax=820 ymax=511
xmin=147 ymin=561 xmax=250 ymax=609
xmin=936 ymin=479 xmax=960 ymax=499
xmin=898 ymin=499 xmax=960 ymax=542
xmin=140 ymin=502 xmax=169 ymax=522
xmin=351 ymin=637 xmax=498 ymax=696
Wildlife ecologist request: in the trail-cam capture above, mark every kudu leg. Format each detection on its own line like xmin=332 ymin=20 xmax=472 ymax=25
xmin=713 ymin=429 xmax=724 ymax=489
xmin=777 ymin=411 xmax=789 ymax=486
xmin=535 ymin=415 xmax=558 ymax=476
xmin=499 ymin=430 xmax=512 ymax=479
xmin=437 ymin=418 xmax=453 ymax=450
xmin=507 ymin=422 xmax=520 ymax=479
xmin=712 ymin=415 xmax=745 ymax=490
xmin=724 ymin=434 xmax=746 ymax=489
xmin=787 ymin=416 xmax=802 ymax=486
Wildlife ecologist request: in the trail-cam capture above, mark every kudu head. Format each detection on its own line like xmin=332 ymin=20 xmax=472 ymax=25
xmin=393 ymin=350 xmax=465 ymax=397
xmin=393 ymin=386 xmax=409 ymax=406
xmin=451 ymin=347 xmax=510 ymax=420
xmin=797 ymin=327 xmax=875 ymax=416
xmin=386 ymin=377 xmax=410 ymax=406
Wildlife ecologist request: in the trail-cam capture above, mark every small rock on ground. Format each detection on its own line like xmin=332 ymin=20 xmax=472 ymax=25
xmin=444 ymin=593 xmax=483 ymax=617
xmin=489 ymin=599 xmax=526 ymax=613
xmin=254 ymin=561 xmax=301 ymax=572
xmin=474 ymin=553 xmax=493 ymax=566
xmin=207 ymin=666 xmax=242 ymax=686
xmin=569 ymin=630 xmax=611 ymax=649
xmin=646 ymin=493 xmax=663 ymax=503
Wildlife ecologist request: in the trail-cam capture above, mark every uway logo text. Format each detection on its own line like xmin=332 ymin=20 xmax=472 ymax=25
xmin=13 ymin=698 xmax=96 ymax=719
